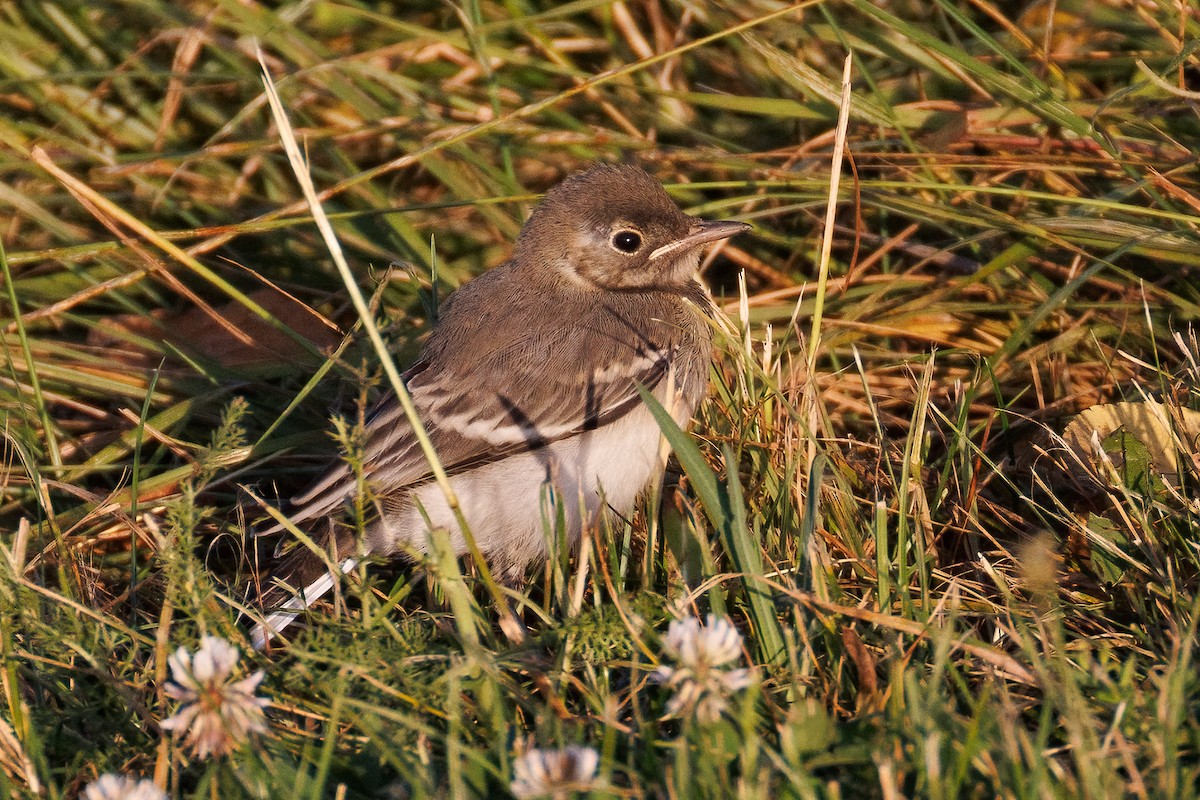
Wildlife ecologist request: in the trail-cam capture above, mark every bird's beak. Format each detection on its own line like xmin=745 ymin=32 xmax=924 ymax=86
xmin=648 ymin=219 xmax=751 ymax=262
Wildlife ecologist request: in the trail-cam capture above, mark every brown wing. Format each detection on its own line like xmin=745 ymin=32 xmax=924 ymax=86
xmin=285 ymin=282 xmax=698 ymax=525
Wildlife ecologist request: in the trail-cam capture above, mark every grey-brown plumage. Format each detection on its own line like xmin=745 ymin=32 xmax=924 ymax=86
xmin=253 ymin=164 xmax=749 ymax=647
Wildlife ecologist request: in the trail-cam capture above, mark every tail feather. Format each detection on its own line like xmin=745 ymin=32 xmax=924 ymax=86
xmin=250 ymin=519 xmax=361 ymax=650
xmin=251 ymin=556 xmax=358 ymax=650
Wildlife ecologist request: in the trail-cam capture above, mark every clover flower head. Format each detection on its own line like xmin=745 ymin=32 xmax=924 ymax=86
xmin=83 ymin=774 xmax=166 ymax=800
xmin=159 ymin=635 xmax=268 ymax=758
xmin=510 ymin=744 xmax=600 ymax=799
xmin=654 ymin=615 xmax=754 ymax=723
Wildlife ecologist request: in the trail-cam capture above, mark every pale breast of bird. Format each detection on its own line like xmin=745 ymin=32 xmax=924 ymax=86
xmin=374 ymin=365 xmax=695 ymax=583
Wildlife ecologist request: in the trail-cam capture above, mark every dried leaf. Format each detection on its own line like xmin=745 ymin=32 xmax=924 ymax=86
xmin=1034 ymin=401 xmax=1200 ymax=493
xmin=1064 ymin=401 xmax=1200 ymax=479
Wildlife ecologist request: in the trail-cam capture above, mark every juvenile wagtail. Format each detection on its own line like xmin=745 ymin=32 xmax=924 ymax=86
xmin=253 ymin=164 xmax=749 ymax=647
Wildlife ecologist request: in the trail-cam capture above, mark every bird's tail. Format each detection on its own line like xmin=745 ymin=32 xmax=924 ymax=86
xmin=250 ymin=519 xmax=361 ymax=650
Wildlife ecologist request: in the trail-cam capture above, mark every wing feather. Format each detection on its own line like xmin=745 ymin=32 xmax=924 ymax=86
xmin=284 ymin=281 xmax=699 ymax=525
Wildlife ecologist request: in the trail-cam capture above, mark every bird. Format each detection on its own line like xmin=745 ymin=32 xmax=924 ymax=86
xmin=251 ymin=163 xmax=749 ymax=648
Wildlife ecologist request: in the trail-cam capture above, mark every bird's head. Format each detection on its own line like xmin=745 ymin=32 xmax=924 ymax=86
xmin=513 ymin=164 xmax=750 ymax=291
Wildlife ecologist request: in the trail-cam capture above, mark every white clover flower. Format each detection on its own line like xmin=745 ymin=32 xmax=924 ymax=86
xmin=83 ymin=774 xmax=167 ymax=800
xmin=159 ymin=635 xmax=268 ymax=759
xmin=510 ymin=745 xmax=600 ymax=799
xmin=654 ymin=615 xmax=754 ymax=723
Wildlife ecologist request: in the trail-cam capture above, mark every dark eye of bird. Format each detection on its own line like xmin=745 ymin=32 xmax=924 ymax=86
xmin=611 ymin=230 xmax=642 ymax=253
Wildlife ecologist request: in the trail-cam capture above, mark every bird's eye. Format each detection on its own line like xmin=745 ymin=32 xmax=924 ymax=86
xmin=611 ymin=230 xmax=643 ymax=254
